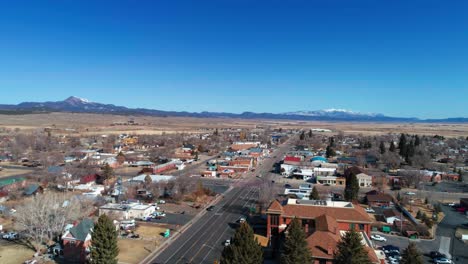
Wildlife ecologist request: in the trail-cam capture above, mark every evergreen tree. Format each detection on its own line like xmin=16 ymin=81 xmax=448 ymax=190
xmin=401 ymin=242 xmax=423 ymax=264
xmin=379 ymin=141 xmax=386 ymax=154
xmin=310 ymin=186 xmax=320 ymax=200
xmin=326 ymin=145 xmax=336 ymax=158
xmin=308 ymin=129 xmax=313 ymax=138
xmin=102 ymin=163 xmax=114 ymax=185
xmin=214 ymin=128 xmax=219 ymax=136
xmin=458 ymin=169 xmax=464 ymax=182
xmin=281 ymin=218 xmax=312 ymax=264
xmin=299 ymin=131 xmax=305 ymax=141
xmin=389 ymin=141 xmax=396 ymax=152
xmin=90 ymin=214 xmax=119 ymax=264
xmin=144 ymin=174 xmax=152 ymax=187
xmin=334 ymin=229 xmax=372 ymax=264
xmin=329 ymin=137 xmax=335 ymax=147
xmin=399 ymin=134 xmax=408 ymax=157
xmin=220 ymin=222 xmax=263 ymax=264
xmin=344 ymin=174 xmax=359 ymax=202
xmin=397 ymin=192 xmax=401 ymax=202
xmin=414 ymin=135 xmax=421 ymax=146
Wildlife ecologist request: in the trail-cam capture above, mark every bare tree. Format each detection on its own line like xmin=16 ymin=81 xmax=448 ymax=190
xmin=14 ymin=192 xmax=92 ymax=251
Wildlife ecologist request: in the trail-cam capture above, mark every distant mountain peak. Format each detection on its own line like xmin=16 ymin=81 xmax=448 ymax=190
xmin=64 ymin=96 xmax=91 ymax=104
xmin=283 ymin=109 xmax=384 ymax=118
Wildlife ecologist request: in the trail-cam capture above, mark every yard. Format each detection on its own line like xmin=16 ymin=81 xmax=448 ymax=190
xmin=117 ymin=224 xmax=166 ymax=264
xmin=0 ymin=166 xmax=33 ymax=179
xmin=0 ymin=241 xmax=35 ymax=264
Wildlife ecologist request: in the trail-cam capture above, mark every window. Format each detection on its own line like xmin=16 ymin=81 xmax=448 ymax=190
xmin=271 ymin=215 xmax=279 ymax=226
xmin=359 ymin=224 xmax=365 ymax=230
xmin=349 ymin=223 xmax=355 ymax=230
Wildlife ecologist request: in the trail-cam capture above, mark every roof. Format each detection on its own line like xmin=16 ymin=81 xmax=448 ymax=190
xmin=284 ymin=156 xmax=301 ymax=163
xmin=311 ymin=156 xmax=327 ymax=162
xmin=267 ymin=200 xmax=283 ymax=213
xmin=383 ymin=209 xmax=400 ymax=219
xmin=23 ymin=184 xmax=40 ymax=195
xmin=307 ymin=230 xmax=339 ymax=260
xmin=316 ymin=214 xmax=338 ymax=233
xmin=0 ymin=177 xmax=26 ymax=188
xmin=69 ymin=218 xmax=94 ymax=242
xmin=367 ymin=194 xmax=393 ymax=203
xmin=270 ymin=199 xmax=371 ymax=223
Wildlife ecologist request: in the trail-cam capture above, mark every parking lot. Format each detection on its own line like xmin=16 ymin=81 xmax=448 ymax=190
xmin=438 ymin=205 xmax=468 ymax=263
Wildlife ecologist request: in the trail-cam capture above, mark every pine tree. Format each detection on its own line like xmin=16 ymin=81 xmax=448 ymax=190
xmin=399 ymin=134 xmax=408 ymax=157
xmin=310 ymin=186 xmax=320 ymax=200
xmin=299 ymin=131 xmax=305 ymax=141
xmin=458 ymin=169 xmax=464 ymax=182
xmin=334 ymin=229 xmax=372 ymax=264
xmin=389 ymin=141 xmax=396 ymax=152
xmin=344 ymin=174 xmax=359 ymax=202
xmin=414 ymin=135 xmax=421 ymax=146
xmin=281 ymin=218 xmax=312 ymax=264
xmin=401 ymin=242 xmax=423 ymax=264
xmin=379 ymin=141 xmax=386 ymax=154
xmin=102 ymin=163 xmax=114 ymax=185
xmin=326 ymin=146 xmax=336 ymax=158
xmin=329 ymin=137 xmax=335 ymax=147
xmin=220 ymin=222 xmax=263 ymax=264
xmin=308 ymin=129 xmax=313 ymax=138
xmin=90 ymin=214 xmax=119 ymax=264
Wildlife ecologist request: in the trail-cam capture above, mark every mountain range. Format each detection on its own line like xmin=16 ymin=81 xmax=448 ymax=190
xmin=0 ymin=96 xmax=466 ymax=123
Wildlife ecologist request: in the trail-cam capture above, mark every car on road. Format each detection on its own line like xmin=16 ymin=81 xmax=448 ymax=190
xmin=224 ymin=239 xmax=231 ymax=246
xmin=238 ymin=217 xmax=246 ymax=223
xmin=365 ymin=207 xmax=375 ymax=213
xmin=206 ymin=205 xmax=215 ymax=211
xmin=447 ymin=202 xmax=456 ymax=207
xmin=405 ymin=192 xmax=416 ymax=195
xmin=371 ymin=234 xmax=387 ymax=242
xmin=158 ymin=200 xmax=166 ymax=204
xmin=433 ymin=257 xmax=452 ymax=264
xmin=2 ymin=232 xmax=19 ymax=240
xmin=388 ymin=259 xmax=400 ymax=264
xmin=284 ymin=184 xmax=292 ymax=188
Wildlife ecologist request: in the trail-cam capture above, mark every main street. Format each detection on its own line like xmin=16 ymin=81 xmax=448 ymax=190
xmin=143 ymin=137 xmax=295 ymax=264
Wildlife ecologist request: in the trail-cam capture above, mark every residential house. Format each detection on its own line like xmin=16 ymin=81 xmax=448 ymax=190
xmin=0 ymin=177 xmax=26 ymax=191
xmin=383 ymin=209 xmax=403 ymax=224
xmin=62 ymin=218 xmax=94 ymax=263
xmin=366 ymin=193 xmax=394 ymax=207
xmin=23 ymin=184 xmax=43 ymax=196
xmin=316 ymin=176 xmax=346 ymax=186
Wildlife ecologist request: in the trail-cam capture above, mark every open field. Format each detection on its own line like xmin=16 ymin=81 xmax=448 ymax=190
xmin=118 ymin=239 xmax=159 ymax=264
xmin=0 ymin=242 xmax=35 ymax=264
xmin=0 ymin=112 xmax=467 ymax=137
xmin=0 ymin=166 xmax=34 ymax=179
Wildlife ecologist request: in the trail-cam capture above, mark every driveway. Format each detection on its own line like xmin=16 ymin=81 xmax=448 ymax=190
xmin=438 ymin=205 xmax=468 ymax=263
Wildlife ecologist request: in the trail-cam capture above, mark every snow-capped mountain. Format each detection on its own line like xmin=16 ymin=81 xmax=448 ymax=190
xmin=283 ymin=109 xmax=385 ymax=118
xmin=0 ymin=96 xmax=466 ymax=123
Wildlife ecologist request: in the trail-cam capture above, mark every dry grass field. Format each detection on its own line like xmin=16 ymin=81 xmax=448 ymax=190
xmin=0 ymin=112 xmax=467 ymax=137
xmin=0 ymin=242 xmax=35 ymax=264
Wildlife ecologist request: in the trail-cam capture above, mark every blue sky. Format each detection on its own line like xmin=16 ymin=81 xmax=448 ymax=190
xmin=0 ymin=0 xmax=467 ymax=118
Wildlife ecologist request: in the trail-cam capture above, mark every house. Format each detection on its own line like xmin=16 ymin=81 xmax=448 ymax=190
xmin=23 ymin=184 xmax=43 ymax=196
xmin=127 ymin=174 xmax=174 ymax=184
xmin=382 ymin=209 xmax=402 ymax=224
xmin=284 ymin=156 xmax=302 ymax=165
xmin=356 ymin=173 xmax=373 ymax=187
xmin=0 ymin=177 xmax=26 ymax=191
xmin=266 ymin=199 xmax=379 ymax=264
xmin=80 ymin=174 xmax=98 ymax=184
xmin=99 ymin=203 xmax=155 ymax=220
xmin=62 ymin=218 xmax=94 ymax=263
xmin=366 ymin=193 xmax=394 ymax=207
xmin=316 ymin=176 xmax=346 ymax=186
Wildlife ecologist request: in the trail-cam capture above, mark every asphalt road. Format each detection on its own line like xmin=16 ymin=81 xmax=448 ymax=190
xmin=143 ymin=138 xmax=295 ymax=264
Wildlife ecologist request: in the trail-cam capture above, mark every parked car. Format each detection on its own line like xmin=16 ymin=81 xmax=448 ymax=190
xmin=382 ymin=245 xmax=400 ymax=254
xmin=159 ymin=200 xmax=166 ymax=204
xmin=447 ymin=202 xmax=456 ymax=207
xmin=433 ymin=257 xmax=452 ymax=264
xmin=429 ymin=251 xmax=447 ymax=259
xmin=405 ymin=192 xmax=416 ymax=196
xmin=2 ymin=232 xmax=19 ymax=240
xmin=224 ymin=239 xmax=231 ymax=246
xmin=238 ymin=217 xmax=246 ymax=223
xmin=371 ymin=234 xmax=387 ymax=242
xmin=365 ymin=208 xmax=376 ymax=213
xmin=284 ymin=184 xmax=292 ymax=188
xmin=207 ymin=206 xmax=215 ymax=211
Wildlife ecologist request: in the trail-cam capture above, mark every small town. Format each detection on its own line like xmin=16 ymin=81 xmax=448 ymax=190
xmin=1 ymin=1 xmax=468 ymax=264
xmin=0 ymin=124 xmax=467 ymax=264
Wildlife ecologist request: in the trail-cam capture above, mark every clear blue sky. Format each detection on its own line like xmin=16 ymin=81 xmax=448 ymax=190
xmin=0 ymin=0 xmax=467 ymax=118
